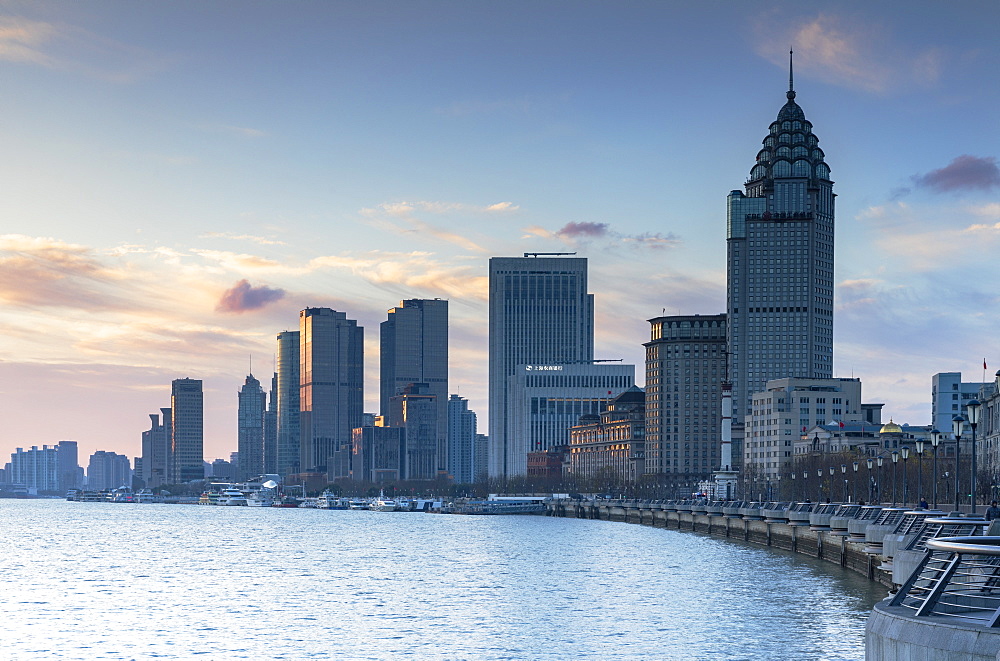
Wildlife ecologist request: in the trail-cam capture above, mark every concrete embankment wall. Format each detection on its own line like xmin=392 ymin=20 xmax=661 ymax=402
xmin=548 ymin=502 xmax=890 ymax=586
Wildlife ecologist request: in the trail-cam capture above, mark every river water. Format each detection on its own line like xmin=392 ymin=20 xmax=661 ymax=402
xmin=1 ymin=500 xmax=883 ymax=660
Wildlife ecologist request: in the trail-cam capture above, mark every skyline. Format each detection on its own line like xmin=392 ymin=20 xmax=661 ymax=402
xmin=1 ymin=1 xmax=999 ymax=464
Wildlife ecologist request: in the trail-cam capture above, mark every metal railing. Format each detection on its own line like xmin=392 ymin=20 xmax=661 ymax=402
xmin=892 ymin=537 xmax=1000 ymax=626
xmin=905 ymin=517 xmax=990 ymax=552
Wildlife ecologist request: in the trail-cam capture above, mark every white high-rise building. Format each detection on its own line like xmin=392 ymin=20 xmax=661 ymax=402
xmin=488 ymin=254 xmax=593 ymax=478
xmin=932 ymin=372 xmax=986 ymax=435
xmin=727 ymin=52 xmax=835 ymax=438
xmin=744 ymin=377 xmax=862 ymax=482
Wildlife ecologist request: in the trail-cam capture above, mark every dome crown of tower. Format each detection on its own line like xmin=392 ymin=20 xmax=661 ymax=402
xmin=746 ymin=49 xmax=831 ymax=185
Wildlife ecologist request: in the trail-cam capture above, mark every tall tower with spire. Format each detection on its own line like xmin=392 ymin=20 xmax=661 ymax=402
xmin=726 ymin=51 xmax=835 ymax=460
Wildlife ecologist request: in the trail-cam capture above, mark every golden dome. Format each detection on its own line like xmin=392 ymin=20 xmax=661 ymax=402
xmin=880 ymin=419 xmax=903 ymax=434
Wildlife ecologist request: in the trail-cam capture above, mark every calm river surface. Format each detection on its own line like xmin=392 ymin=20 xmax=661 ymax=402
xmin=1 ymin=500 xmax=884 ymax=660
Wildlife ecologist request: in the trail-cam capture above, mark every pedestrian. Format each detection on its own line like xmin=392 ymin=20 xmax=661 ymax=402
xmin=919 ymin=497 xmax=928 ymax=509
xmin=986 ymin=501 xmax=1000 ymax=521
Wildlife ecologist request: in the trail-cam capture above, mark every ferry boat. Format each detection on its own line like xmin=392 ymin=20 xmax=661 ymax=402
xmin=245 ymin=490 xmax=275 ymax=507
xmin=348 ymin=498 xmax=369 ymax=510
xmin=134 ymin=489 xmax=160 ymax=504
xmin=371 ymin=491 xmax=398 ymax=512
xmin=316 ymin=491 xmax=348 ymax=509
xmin=217 ymin=488 xmax=248 ymax=506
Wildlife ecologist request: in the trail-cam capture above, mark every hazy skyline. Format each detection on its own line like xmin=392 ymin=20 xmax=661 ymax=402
xmin=1 ymin=1 xmax=998 ymax=464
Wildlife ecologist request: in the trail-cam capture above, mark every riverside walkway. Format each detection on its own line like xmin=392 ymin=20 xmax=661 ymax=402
xmin=547 ymin=498 xmax=1000 ymax=660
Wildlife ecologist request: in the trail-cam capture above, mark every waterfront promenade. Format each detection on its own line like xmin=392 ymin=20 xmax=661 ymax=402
xmin=547 ymin=498 xmax=1000 ymax=660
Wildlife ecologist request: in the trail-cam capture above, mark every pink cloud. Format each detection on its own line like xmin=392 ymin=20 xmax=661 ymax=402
xmin=216 ymin=280 xmax=285 ymax=313
xmin=914 ymin=155 xmax=1000 ymax=193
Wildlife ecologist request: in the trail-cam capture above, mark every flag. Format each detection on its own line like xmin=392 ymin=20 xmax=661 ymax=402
xmin=985 ymin=359 xmax=988 ymax=371
xmin=839 ymin=421 xmax=845 ymax=428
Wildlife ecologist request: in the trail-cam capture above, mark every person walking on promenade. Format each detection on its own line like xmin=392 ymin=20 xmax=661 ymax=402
xmin=986 ymin=501 xmax=1000 ymax=521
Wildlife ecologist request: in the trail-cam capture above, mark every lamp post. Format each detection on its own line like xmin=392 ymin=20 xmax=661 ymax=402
xmin=968 ymin=399 xmax=981 ymax=515
xmin=829 ymin=466 xmax=836 ymax=502
xmin=931 ymin=429 xmax=941 ymax=509
xmin=841 ymin=464 xmax=848 ymax=503
xmin=804 ymin=470 xmax=809 ymax=502
xmin=817 ymin=468 xmax=823 ymax=503
xmin=915 ymin=440 xmax=925 ymax=508
xmin=853 ymin=461 xmax=860 ymax=503
xmin=877 ymin=455 xmax=884 ymax=504
xmin=953 ymin=415 xmax=965 ymax=512
xmin=892 ymin=450 xmax=899 ymax=506
xmin=901 ymin=446 xmax=910 ymax=507
xmin=867 ymin=458 xmax=874 ymax=503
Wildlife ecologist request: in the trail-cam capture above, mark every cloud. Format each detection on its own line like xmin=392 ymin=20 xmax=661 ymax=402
xmin=0 ymin=16 xmax=174 ymax=83
xmin=526 ymin=223 xmax=681 ymax=251
xmin=913 ymin=155 xmax=1000 ymax=193
xmin=755 ymin=13 xmax=945 ymax=94
xmin=358 ymin=200 xmax=515 ymax=253
xmin=309 ymin=251 xmax=489 ymax=301
xmin=190 ymin=249 xmax=288 ymax=273
xmin=216 ymin=280 xmax=286 ymax=313
xmin=557 ymin=222 xmax=609 ymax=238
xmin=0 ymin=234 xmax=131 ymax=310
xmin=200 ymin=232 xmax=286 ymax=246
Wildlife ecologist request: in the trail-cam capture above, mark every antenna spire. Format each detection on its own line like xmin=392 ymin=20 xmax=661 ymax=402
xmin=787 ymin=48 xmax=796 ymax=100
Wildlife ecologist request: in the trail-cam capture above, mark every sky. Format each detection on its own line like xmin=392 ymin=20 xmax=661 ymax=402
xmin=1 ymin=0 xmax=998 ymax=466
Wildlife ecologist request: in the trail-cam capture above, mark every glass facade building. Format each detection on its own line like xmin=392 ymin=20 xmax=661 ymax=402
xmin=488 ymin=255 xmax=594 ymax=478
xmin=299 ymin=307 xmax=364 ymax=478
xmin=380 ymin=299 xmax=448 ymax=474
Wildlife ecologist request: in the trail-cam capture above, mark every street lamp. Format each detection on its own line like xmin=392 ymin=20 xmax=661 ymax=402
xmin=817 ymin=468 xmax=823 ymax=503
xmin=901 ymin=446 xmax=910 ymax=507
xmin=804 ymin=470 xmax=809 ymax=502
xmin=877 ymin=455 xmax=885 ymax=504
xmin=841 ymin=464 xmax=848 ymax=503
xmin=829 ymin=466 xmax=836 ymax=502
xmin=892 ymin=450 xmax=900 ymax=506
xmin=931 ymin=429 xmax=941 ymax=509
xmin=953 ymin=415 xmax=965 ymax=512
xmin=915 ymin=440 xmax=925 ymax=508
xmin=968 ymin=399 xmax=981 ymax=515
xmin=867 ymin=457 xmax=874 ymax=503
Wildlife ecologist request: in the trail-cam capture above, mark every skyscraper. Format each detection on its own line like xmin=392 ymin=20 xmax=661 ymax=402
xmin=388 ymin=383 xmax=438 ymax=480
xmin=171 ymin=378 xmax=204 ymax=483
xmin=380 ymin=299 xmax=448 ymax=474
xmin=237 ymin=373 xmax=266 ymax=481
xmin=488 ymin=254 xmax=594 ymax=478
xmin=276 ymin=330 xmax=300 ymax=478
xmin=644 ymin=314 xmax=726 ymax=495
xmin=447 ymin=394 xmax=477 ymax=484
xmin=264 ymin=372 xmax=278 ymax=474
xmin=87 ymin=450 xmax=131 ymax=491
xmin=299 ymin=307 xmax=364 ymax=478
xmin=726 ymin=52 xmax=834 ymax=432
xmin=141 ymin=408 xmax=171 ymax=488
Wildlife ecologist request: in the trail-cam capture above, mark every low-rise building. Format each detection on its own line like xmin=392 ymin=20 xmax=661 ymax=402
xmin=567 ymin=387 xmax=646 ymax=482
